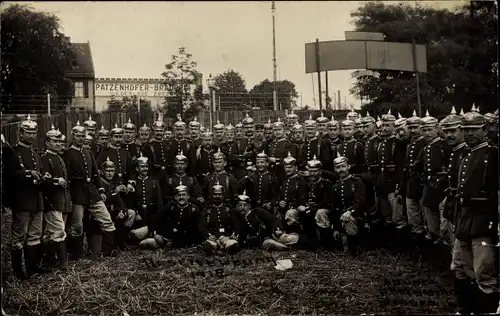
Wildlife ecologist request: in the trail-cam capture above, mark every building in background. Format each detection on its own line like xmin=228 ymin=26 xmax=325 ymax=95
xmin=65 ymin=40 xmax=95 ymax=111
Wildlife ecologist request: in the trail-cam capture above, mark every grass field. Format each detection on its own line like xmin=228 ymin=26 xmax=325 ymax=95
xmin=1 ymin=210 xmax=456 ymax=316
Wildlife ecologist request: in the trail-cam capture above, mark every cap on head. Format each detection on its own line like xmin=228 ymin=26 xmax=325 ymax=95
xmin=174 ymin=116 xmax=186 ymax=129
xmin=202 ymin=131 xmax=214 ymax=139
xmin=213 ymin=120 xmax=225 ymax=131
xmin=273 ymin=117 xmax=284 ymax=128
xmin=304 ymin=114 xmax=316 ymax=127
xmin=264 ymin=118 xmax=273 ymax=129
xmin=341 ymin=119 xmax=355 ymax=128
xmin=461 ymin=110 xmax=486 ymax=129
xmin=72 ymin=120 xmax=86 ymax=136
xmin=189 ymin=117 xmax=201 ymax=128
xmin=175 ymin=150 xmax=188 ymax=163
xmin=484 ymin=112 xmax=498 ymax=124
xmin=381 ymin=109 xmax=396 ymax=122
xmin=136 ymin=152 xmax=149 ymax=166
xmin=153 ymin=112 xmax=166 ymax=130
xmin=21 ymin=114 xmax=38 ymax=132
xmin=46 ymin=124 xmax=62 ymax=141
xmin=237 ymin=190 xmax=251 ymax=203
xmin=139 ymin=123 xmax=151 ymax=132
xmin=212 ymin=180 xmax=224 ymax=194
xmin=242 ymin=113 xmax=255 ymax=125
xmin=327 ymin=115 xmax=339 ymax=127
xmin=316 ymin=112 xmax=329 ymax=123
xmin=175 ymin=184 xmax=188 ymax=195
xmin=394 ymin=117 xmax=407 ymax=128
xmin=83 ymin=115 xmax=97 ymax=129
xmin=346 ymin=109 xmax=359 ymax=121
xmin=440 ymin=106 xmax=463 ymax=130
xmin=420 ymin=110 xmax=438 ymax=128
xmin=110 ymin=123 xmax=124 ymax=135
xmin=225 ymin=123 xmax=235 ymax=131
xmin=123 ymin=118 xmax=136 ymax=131
xmin=333 ymin=155 xmax=348 ymax=166
xmin=213 ymin=147 xmax=225 ymax=161
xmin=292 ymin=123 xmax=304 ymax=132
xmin=256 ymin=151 xmax=268 ymax=161
xmin=97 ymin=125 xmax=110 ymax=136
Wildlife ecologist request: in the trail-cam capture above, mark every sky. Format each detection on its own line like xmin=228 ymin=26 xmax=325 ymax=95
xmin=9 ymin=1 xmax=464 ymax=109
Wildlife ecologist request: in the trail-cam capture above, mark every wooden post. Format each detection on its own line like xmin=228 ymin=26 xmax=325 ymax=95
xmin=412 ymin=39 xmax=422 ymax=117
xmin=315 ymin=39 xmax=322 ymax=110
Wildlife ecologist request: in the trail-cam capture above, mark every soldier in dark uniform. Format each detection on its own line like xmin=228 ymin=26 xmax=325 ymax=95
xmin=315 ymin=112 xmax=329 ymax=140
xmin=142 ymin=185 xmax=208 ymax=249
xmin=137 ymin=123 xmax=151 ymax=150
xmin=239 ymin=151 xmax=279 ymax=215
xmin=1 ymin=133 xmax=20 ymax=213
xmin=143 ymin=113 xmax=169 ymax=180
xmin=399 ymin=111 xmax=427 ymax=243
xmin=161 ymin=151 xmax=204 ymax=207
xmin=289 ymin=123 xmax=307 ymax=170
xmin=127 ymin=154 xmax=163 ymax=247
xmin=203 ymin=149 xmax=239 ymax=207
xmin=332 ymin=155 xmax=367 ymax=256
xmin=169 ymin=118 xmax=196 ymax=175
xmin=334 ymin=119 xmax=365 ymax=176
xmin=202 ymin=182 xmax=240 ymax=255
xmin=213 ymin=120 xmax=226 ymax=149
xmin=484 ymin=111 xmax=498 ymax=146
xmin=285 ymin=111 xmax=299 ymax=141
xmin=83 ymin=132 xmax=94 ymax=151
xmin=164 ymin=129 xmax=173 ymax=142
xmin=189 ymin=117 xmax=203 ymax=148
xmin=263 ymin=119 xmax=274 ymax=151
xmin=240 ymin=113 xmax=256 ymax=159
xmin=84 ymin=115 xmax=99 ymax=158
xmin=326 ymin=115 xmax=341 ymax=147
xmin=40 ymin=126 xmax=70 ymax=270
xmin=10 ymin=115 xmax=49 ymax=279
xmin=360 ymin=113 xmax=379 ymax=230
xmin=279 ymin=153 xmax=308 ymax=230
xmin=223 ymin=123 xmax=245 ymax=180
xmin=453 ymin=106 xmax=499 ymax=313
xmin=304 ymin=156 xmax=334 ymax=248
xmin=97 ymin=124 xmax=133 ymax=184
xmin=95 ymin=125 xmax=110 ymax=158
xmin=300 ymin=115 xmax=326 ymax=168
xmin=414 ymin=111 xmax=449 ymax=244
xmin=234 ymin=121 xmax=245 ymax=145
xmin=233 ymin=191 xmax=284 ymax=250
xmin=122 ymin=118 xmax=141 ymax=159
xmin=255 ymin=122 xmax=265 ymax=141
xmin=59 ymin=133 xmax=68 ymax=155
xmin=194 ymin=131 xmax=216 ymax=184
xmin=64 ymin=121 xmax=117 ymax=260
xmin=267 ymin=117 xmax=292 ymax=185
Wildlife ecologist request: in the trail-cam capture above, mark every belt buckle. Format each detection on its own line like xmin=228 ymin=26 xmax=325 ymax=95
xmin=460 ymin=198 xmax=464 ymax=204
xmin=86 ymin=177 xmax=91 ymax=183
xmin=142 ymin=204 xmax=147 ymax=209
xmin=118 ymin=173 xmax=123 ymax=178
xmin=161 ymin=166 xmax=166 ymax=171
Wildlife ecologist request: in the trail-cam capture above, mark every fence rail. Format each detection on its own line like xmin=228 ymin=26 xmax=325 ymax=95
xmin=1 ymin=109 xmax=349 ymax=149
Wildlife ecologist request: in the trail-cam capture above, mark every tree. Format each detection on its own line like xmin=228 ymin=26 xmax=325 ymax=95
xmin=248 ymin=79 xmax=299 ymax=110
xmin=349 ymin=1 xmax=498 ymax=117
xmin=106 ymin=95 xmax=152 ymax=112
xmin=213 ymin=69 xmax=249 ymax=110
xmin=161 ymin=47 xmax=203 ymax=120
xmin=1 ymin=4 xmax=76 ymax=113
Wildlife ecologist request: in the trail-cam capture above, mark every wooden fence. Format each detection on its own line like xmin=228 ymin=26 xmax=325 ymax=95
xmin=1 ymin=109 xmax=349 ymax=149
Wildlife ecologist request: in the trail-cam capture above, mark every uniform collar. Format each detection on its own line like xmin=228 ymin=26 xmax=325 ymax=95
xmin=340 ymin=174 xmax=352 ymax=182
xmin=109 ymin=144 xmax=121 ymax=149
xmin=71 ymin=144 xmax=82 ymax=151
xmin=453 ymin=142 xmax=466 ymax=152
xmin=429 ymin=136 xmax=441 ymax=145
xmin=471 ymin=141 xmax=489 ymax=152
xmin=368 ymin=134 xmax=378 ymax=141
xmin=258 ymin=170 xmax=269 ymax=176
xmin=138 ymin=175 xmax=149 ymax=181
xmin=18 ymin=141 xmax=32 ymax=148
xmin=175 ymin=172 xmax=186 ymax=178
xmin=46 ymin=149 xmax=58 ymax=155
xmin=414 ymin=136 xmax=425 ymax=142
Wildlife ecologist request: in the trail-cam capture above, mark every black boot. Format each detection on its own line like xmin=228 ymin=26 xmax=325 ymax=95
xmin=10 ymin=248 xmax=27 ymax=280
xmin=24 ymin=245 xmax=51 ymax=277
xmin=67 ymin=236 xmax=83 ymax=261
xmin=84 ymin=233 xmax=102 ymax=261
xmin=56 ymin=241 xmax=68 ymax=270
xmin=346 ymin=235 xmax=359 ymax=257
xmin=41 ymin=242 xmax=58 ymax=270
xmin=102 ymin=230 xmax=118 ymax=257
xmin=318 ymin=228 xmax=335 ymax=252
xmin=454 ymin=277 xmax=475 ymax=314
xmin=476 ymin=288 xmax=499 ymax=314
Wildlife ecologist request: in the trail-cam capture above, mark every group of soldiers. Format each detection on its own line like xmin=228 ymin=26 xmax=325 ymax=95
xmin=1 ymin=105 xmax=499 ymax=314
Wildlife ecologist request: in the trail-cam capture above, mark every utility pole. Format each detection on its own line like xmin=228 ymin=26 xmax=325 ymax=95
xmin=272 ymin=1 xmax=278 ymax=111
xmin=325 ymin=71 xmax=329 ymax=109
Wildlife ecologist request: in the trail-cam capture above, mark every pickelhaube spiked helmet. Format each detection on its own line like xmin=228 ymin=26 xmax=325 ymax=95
xmin=292 ymin=123 xmax=304 ymax=132
xmin=394 ymin=113 xmax=407 ymax=128
xmin=189 ymin=117 xmax=201 ymax=128
xmin=97 ymin=125 xmax=110 ymax=136
xmin=225 ymin=123 xmax=235 ymax=131
xmin=139 ymin=123 xmax=151 ymax=133
xmin=316 ymin=112 xmax=329 ymax=124
xmin=273 ymin=117 xmax=285 ymax=128
xmin=101 ymin=156 xmax=116 ymax=170
xmin=264 ymin=118 xmax=273 ymax=129
xmin=406 ymin=110 xmax=421 ymax=127
xmin=333 ymin=155 xmax=348 ymax=166
xmin=283 ymin=152 xmax=296 ymax=166
xmin=256 ymin=150 xmax=268 ymax=161
xmin=202 ymin=130 xmax=214 ymax=139
xmin=72 ymin=120 xmax=86 ymax=136
xmin=307 ymin=155 xmax=322 ymax=169
xmin=83 ymin=114 xmax=97 ymax=129
xmin=461 ymin=104 xmax=486 ymax=129
xmin=152 ymin=112 xmax=166 ymax=130
xmin=46 ymin=124 xmax=62 ymax=140
xmin=341 ymin=119 xmax=355 ymax=127
xmin=175 ymin=150 xmax=188 ymax=163
xmin=174 ymin=116 xmax=186 ymax=128
xmin=304 ymin=114 xmax=316 ymax=127
xmin=440 ymin=106 xmax=462 ymax=130
xmin=381 ymin=109 xmax=396 ymax=122
xmin=123 ymin=118 xmax=136 ymax=131
xmin=237 ymin=190 xmax=251 ymax=202
xmin=484 ymin=112 xmax=498 ymax=124
xmin=84 ymin=133 xmax=93 ymax=143
xmin=327 ymin=115 xmax=339 ymax=127
xmin=235 ymin=121 xmax=244 ymax=129
xmin=361 ymin=112 xmax=376 ymax=125
xmin=213 ymin=147 xmax=225 ymax=161
xmin=21 ymin=114 xmax=38 ymax=132
xmin=212 ymin=180 xmax=224 ymax=194
xmin=213 ymin=120 xmax=225 ymax=130
xmin=420 ymin=110 xmax=438 ymax=127
xmin=242 ymin=113 xmax=254 ymax=125
xmin=136 ymin=152 xmax=149 ymax=166
xmin=346 ymin=108 xmax=359 ymax=121
xmin=110 ymin=123 xmax=124 ymax=135
xmin=286 ymin=110 xmax=298 ymax=120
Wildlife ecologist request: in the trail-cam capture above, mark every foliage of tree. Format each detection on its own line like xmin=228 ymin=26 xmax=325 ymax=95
xmin=214 ymin=69 xmax=248 ymax=94
xmin=349 ymin=1 xmax=498 ymax=117
xmin=106 ymin=95 xmax=152 ymax=112
xmin=1 ymin=4 xmax=76 ymax=113
xmin=248 ymin=79 xmax=299 ymax=110
xmin=161 ymin=47 xmax=204 ymax=120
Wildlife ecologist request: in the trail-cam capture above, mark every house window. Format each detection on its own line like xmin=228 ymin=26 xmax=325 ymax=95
xmin=74 ymin=81 xmax=84 ymax=97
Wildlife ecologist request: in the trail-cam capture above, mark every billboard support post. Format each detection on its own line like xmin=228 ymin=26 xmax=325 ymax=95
xmin=315 ymin=39 xmax=323 ymax=110
xmin=412 ymin=39 xmax=422 ymax=117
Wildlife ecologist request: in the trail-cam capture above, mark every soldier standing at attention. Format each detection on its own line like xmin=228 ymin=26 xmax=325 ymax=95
xmin=267 ymin=117 xmax=292 ymax=185
xmin=10 ymin=115 xmax=49 ymax=279
xmin=453 ymin=105 xmax=499 ymax=313
xmin=83 ymin=115 xmax=99 ymax=158
xmin=142 ymin=113 xmax=169 ymax=180
xmin=40 ymin=126 xmax=70 ymax=270
xmin=95 ymin=125 xmax=110 ymax=157
xmin=122 ymin=118 xmax=141 ymax=160
xmin=334 ymin=119 xmax=365 ymax=176
xmin=189 ymin=117 xmax=203 ymax=148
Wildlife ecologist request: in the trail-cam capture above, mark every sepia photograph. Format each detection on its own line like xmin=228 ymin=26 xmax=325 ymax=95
xmin=1 ymin=1 xmax=498 ymax=315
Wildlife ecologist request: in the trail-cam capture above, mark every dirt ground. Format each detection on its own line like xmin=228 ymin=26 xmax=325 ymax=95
xmin=1 ymin=210 xmax=455 ymax=316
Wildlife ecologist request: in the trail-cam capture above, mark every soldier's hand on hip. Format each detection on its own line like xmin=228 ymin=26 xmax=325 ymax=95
xmin=100 ymin=193 xmax=107 ymax=202
xmin=58 ymin=178 xmax=68 ymax=188
xmin=127 ymin=184 xmax=135 ymax=193
xmin=333 ymin=230 xmax=340 ymax=240
xmin=31 ymin=170 xmax=41 ymax=180
xmin=279 ymin=201 xmax=287 ymax=208
xmin=208 ymin=235 xmax=217 ymax=242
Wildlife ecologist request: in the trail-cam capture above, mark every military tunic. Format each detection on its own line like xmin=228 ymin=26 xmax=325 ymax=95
xmin=122 ymin=141 xmax=141 ymax=160
xmin=333 ymin=139 xmax=365 ymax=175
xmin=96 ymin=145 xmax=133 ymax=183
xmin=375 ymin=136 xmax=399 ymax=195
xmin=142 ymin=139 xmax=170 ymax=179
xmin=203 ymin=171 xmax=239 ymax=206
xmin=126 ymin=176 xmax=163 ymax=232
xmin=205 ymin=203 xmax=238 ymax=237
xmin=41 ymin=150 xmax=71 ymax=213
xmin=161 ymin=173 xmax=203 ymax=205
xmin=279 ymin=174 xmax=308 ymax=212
xmin=159 ymin=202 xmax=208 ymax=247
xmin=194 ymin=147 xmax=215 ymax=178
xmin=245 ymin=171 xmax=279 ymax=212
xmin=332 ymin=175 xmax=366 ymax=229
xmin=442 ymin=142 xmax=469 ymax=223
xmin=234 ymin=208 xmax=278 ymax=248
xmin=401 ymin=136 xmax=427 ymax=200
xmin=168 ymin=138 xmax=196 ymax=174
